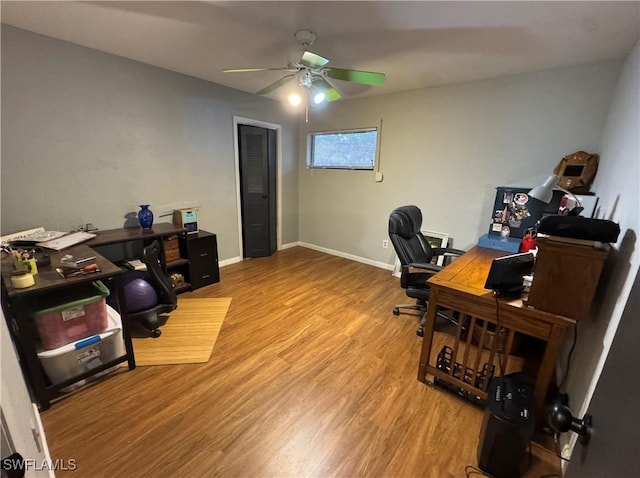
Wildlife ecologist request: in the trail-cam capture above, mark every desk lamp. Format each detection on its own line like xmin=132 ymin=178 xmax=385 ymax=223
xmin=528 ymin=175 xmax=559 ymax=204
xmin=529 ymin=174 xmax=583 ymax=215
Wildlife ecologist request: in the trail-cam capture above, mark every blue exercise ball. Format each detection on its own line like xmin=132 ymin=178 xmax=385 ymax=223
xmin=124 ymin=277 xmax=158 ymax=313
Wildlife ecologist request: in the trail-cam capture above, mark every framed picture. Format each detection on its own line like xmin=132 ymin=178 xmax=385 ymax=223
xmin=392 ymin=230 xmax=450 ymax=277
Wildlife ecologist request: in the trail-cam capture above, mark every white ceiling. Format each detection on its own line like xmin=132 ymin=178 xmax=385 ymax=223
xmin=2 ymin=1 xmax=639 ymax=102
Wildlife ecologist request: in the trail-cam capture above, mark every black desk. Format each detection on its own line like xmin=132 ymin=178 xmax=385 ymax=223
xmin=86 ymin=222 xmax=185 ymax=248
xmin=1 ymin=245 xmax=136 ymax=410
xmin=86 ymin=224 xmax=219 ymax=293
xmin=87 ymin=223 xmax=193 ymax=290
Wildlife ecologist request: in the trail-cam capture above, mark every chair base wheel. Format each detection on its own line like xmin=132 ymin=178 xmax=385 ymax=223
xmin=151 ymin=329 xmax=162 ymax=338
xmin=416 ymin=326 xmax=424 ymax=337
xmin=392 ymin=307 xmax=400 ymax=316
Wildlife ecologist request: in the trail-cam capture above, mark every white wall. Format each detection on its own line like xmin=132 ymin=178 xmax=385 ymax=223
xmin=562 ymin=37 xmax=640 ymax=457
xmin=298 ymin=61 xmax=622 ymax=265
xmin=1 ymin=26 xmax=299 ymax=261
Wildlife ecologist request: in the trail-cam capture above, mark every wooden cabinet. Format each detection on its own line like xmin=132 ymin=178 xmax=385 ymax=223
xmin=183 ymin=231 xmax=219 ymax=290
xmin=526 ymin=236 xmax=610 ymax=320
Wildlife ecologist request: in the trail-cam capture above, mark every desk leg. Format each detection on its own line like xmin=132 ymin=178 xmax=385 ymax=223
xmin=534 ymin=324 xmax=567 ymax=423
xmin=114 ymin=277 xmax=136 ymax=370
xmin=8 ymin=297 xmax=51 ymax=410
xmin=418 ymin=287 xmax=440 ymax=383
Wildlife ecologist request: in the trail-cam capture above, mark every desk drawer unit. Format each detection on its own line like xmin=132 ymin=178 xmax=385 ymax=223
xmin=186 ymin=231 xmax=219 ymax=290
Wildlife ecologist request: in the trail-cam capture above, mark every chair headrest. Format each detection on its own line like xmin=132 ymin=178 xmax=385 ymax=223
xmin=389 ymin=205 xmax=423 ymax=238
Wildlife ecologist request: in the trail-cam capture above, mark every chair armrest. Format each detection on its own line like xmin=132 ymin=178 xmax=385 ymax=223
xmin=407 ymin=262 xmax=442 ymax=273
xmin=400 ymin=262 xmax=441 ymax=288
xmin=432 ymin=247 xmax=466 ymax=257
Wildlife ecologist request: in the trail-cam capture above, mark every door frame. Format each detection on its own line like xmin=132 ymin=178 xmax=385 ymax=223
xmin=1 ymin=309 xmax=54 ymax=477
xmin=233 ymin=116 xmax=282 ymax=259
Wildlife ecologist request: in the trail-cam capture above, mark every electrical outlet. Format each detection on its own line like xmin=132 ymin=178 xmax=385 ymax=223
xmin=382 ymin=239 xmax=389 ymax=248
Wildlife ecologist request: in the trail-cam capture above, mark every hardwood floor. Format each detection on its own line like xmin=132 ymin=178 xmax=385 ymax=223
xmin=41 ymin=247 xmax=560 ymax=477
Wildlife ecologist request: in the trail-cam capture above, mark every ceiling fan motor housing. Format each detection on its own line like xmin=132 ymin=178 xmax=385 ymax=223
xmin=295 ymin=29 xmax=316 ymax=47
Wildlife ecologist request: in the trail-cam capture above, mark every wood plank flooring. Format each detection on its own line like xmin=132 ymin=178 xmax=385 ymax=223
xmin=41 ymin=247 xmax=560 ymax=478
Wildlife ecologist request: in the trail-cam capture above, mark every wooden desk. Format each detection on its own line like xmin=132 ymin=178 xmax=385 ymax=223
xmin=1 ymin=245 xmax=136 ymax=410
xmin=417 ymin=246 xmax=576 ymax=422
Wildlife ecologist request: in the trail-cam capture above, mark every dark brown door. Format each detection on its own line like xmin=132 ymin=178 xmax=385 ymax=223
xmin=565 ymin=270 xmax=640 ymax=477
xmin=238 ymin=124 xmax=276 ymax=258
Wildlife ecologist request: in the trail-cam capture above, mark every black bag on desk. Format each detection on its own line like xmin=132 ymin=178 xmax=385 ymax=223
xmin=538 ymin=215 xmax=620 ymax=243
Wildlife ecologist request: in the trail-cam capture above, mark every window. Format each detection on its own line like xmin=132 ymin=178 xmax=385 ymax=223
xmin=307 ymin=128 xmax=378 ymax=170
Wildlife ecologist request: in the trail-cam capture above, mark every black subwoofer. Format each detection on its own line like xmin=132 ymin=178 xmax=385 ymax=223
xmin=477 ymin=373 xmax=535 ymax=478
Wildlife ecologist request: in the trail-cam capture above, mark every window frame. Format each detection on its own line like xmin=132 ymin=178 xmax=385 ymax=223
xmin=307 ymin=127 xmax=379 ymax=170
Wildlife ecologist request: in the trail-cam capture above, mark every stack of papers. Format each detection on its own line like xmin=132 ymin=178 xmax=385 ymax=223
xmin=37 ymin=231 xmax=96 ymax=250
xmin=2 ymin=228 xmax=68 ymax=247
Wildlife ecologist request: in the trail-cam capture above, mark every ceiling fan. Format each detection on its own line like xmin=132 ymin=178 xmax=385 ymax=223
xmin=223 ymin=29 xmax=386 ymax=105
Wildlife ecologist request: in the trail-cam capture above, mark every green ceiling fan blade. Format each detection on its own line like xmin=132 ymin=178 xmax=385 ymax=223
xmin=256 ymin=74 xmax=296 ymax=95
xmin=223 ymin=68 xmax=288 ymax=73
xmin=325 ymin=68 xmax=386 ymax=86
xmin=301 ymin=50 xmax=329 ymax=68
xmin=314 ymin=78 xmax=342 ymax=102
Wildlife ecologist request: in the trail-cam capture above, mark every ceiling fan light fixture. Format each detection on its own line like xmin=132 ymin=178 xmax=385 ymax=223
xmin=224 ymin=30 xmax=384 ymax=107
xmin=313 ymin=91 xmax=326 ymax=105
xmin=288 ymin=92 xmax=302 ymax=106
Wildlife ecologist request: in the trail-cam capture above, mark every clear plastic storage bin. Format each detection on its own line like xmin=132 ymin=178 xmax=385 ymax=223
xmin=37 ymin=305 xmax=123 ymax=391
xmin=32 ymin=281 xmax=110 ymax=350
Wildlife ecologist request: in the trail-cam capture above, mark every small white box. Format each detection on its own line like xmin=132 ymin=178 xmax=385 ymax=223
xmin=37 ymin=306 xmax=123 ymax=392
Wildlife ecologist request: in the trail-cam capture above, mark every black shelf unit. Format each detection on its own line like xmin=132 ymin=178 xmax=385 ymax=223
xmin=165 ymin=256 xmax=191 ymax=293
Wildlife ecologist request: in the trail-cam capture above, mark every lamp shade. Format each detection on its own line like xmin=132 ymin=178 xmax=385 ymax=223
xmin=528 ymin=174 xmax=560 ymax=204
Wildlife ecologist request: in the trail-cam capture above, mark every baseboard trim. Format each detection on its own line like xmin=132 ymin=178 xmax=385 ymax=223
xmin=298 ymin=242 xmax=394 ymax=271
xmin=219 ymin=257 xmax=242 ymax=268
xmin=221 ymin=242 xmax=395 ymax=272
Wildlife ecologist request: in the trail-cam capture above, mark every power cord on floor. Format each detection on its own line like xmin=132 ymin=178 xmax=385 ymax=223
xmin=464 ymin=465 xmax=495 ymax=477
xmin=466 ymin=458 xmax=561 ymax=478
xmin=554 ymin=432 xmax=572 ymax=462
xmin=493 ymin=292 xmax=506 ymax=377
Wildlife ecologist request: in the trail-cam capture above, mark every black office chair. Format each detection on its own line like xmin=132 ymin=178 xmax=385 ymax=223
xmin=388 ymin=205 xmax=464 ymax=336
xmin=127 ymin=240 xmax=177 ymax=338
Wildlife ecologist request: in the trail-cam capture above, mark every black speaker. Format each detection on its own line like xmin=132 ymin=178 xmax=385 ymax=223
xmin=477 ymin=374 xmax=535 ymax=478
xmin=538 ymin=215 xmax=620 ymax=243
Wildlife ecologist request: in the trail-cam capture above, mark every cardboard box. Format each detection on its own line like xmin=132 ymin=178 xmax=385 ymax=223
xmin=173 ymin=208 xmax=198 ymax=234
